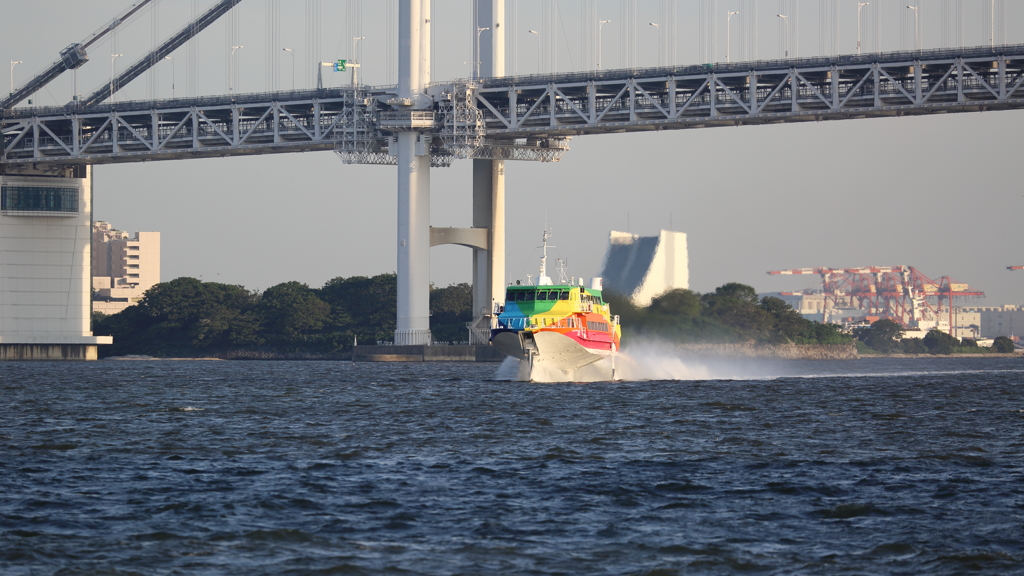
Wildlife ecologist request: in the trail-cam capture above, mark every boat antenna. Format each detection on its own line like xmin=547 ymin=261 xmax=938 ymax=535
xmin=556 ymin=257 xmax=569 ymax=284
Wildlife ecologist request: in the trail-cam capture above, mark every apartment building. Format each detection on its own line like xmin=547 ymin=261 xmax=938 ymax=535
xmin=92 ymin=221 xmax=160 ymax=315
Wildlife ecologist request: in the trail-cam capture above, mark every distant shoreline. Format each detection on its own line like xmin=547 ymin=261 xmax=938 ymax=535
xmin=859 ymin=352 xmax=1022 ymax=359
xmin=100 ymin=348 xmax=1024 ymax=362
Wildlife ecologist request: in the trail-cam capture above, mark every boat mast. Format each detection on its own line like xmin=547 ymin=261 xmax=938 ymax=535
xmin=538 ymin=230 xmax=553 ymax=285
xmin=540 ymin=230 xmax=548 ymax=280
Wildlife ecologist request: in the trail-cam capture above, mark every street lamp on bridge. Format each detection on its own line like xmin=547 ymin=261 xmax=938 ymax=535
xmin=777 ymin=14 xmax=790 ymax=58
xmin=475 ymin=27 xmax=490 ymax=79
xmin=163 ymin=56 xmax=175 ymax=98
xmin=9 ymin=60 xmax=21 ymax=95
xmin=229 ymin=45 xmax=243 ymax=93
xmin=909 ymin=6 xmax=925 ymax=50
xmin=352 ymin=37 xmax=365 ymax=86
xmin=726 ymin=12 xmax=739 ymax=63
xmin=598 ymin=20 xmax=611 ymax=70
xmin=109 ymin=54 xmax=123 ymax=103
xmin=990 ymin=0 xmax=996 ymax=47
xmin=857 ymin=3 xmax=870 ymax=55
xmin=529 ymin=30 xmax=541 ymax=74
xmin=649 ymin=22 xmax=661 ymax=67
xmin=282 ymin=48 xmax=295 ymax=90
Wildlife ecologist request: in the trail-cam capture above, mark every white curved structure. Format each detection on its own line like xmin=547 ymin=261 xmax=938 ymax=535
xmin=599 ymin=230 xmax=688 ymax=307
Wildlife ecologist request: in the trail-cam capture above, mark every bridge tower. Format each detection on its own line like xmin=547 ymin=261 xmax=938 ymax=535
xmin=0 ymin=165 xmax=111 ymax=359
xmin=471 ymin=0 xmax=506 ymax=343
xmin=393 ymin=0 xmax=434 ymax=345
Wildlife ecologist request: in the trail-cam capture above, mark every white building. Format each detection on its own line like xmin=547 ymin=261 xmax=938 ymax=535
xmin=599 ymin=230 xmax=688 ymax=306
xmin=959 ymin=305 xmax=1024 ymax=339
xmin=0 ymin=166 xmax=111 ymax=359
xmin=92 ymin=222 xmax=160 ymax=315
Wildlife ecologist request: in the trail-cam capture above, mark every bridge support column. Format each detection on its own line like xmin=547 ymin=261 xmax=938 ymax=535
xmin=395 ymin=133 xmax=432 ymax=345
xmin=471 ymin=159 xmax=504 ymax=337
xmin=394 ymin=0 xmax=433 ymax=345
xmin=0 ymin=165 xmax=111 ymax=359
xmin=469 ymin=0 xmax=505 ymax=344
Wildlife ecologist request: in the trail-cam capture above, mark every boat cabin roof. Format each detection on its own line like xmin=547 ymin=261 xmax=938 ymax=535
xmin=504 ymin=285 xmax=604 ymax=303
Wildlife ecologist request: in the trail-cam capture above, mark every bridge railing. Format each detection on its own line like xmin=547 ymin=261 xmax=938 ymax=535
xmin=440 ymin=43 xmax=1024 ymax=90
xmin=0 ymin=84 xmax=397 ymax=119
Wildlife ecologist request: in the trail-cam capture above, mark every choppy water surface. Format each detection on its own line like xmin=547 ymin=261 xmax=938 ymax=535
xmin=2 ymin=357 xmax=1024 ymax=575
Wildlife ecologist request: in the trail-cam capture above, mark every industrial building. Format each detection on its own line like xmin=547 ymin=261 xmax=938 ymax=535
xmin=92 ymin=222 xmax=160 ymax=315
xmin=599 ymin=230 xmax=688 ymax=307
xmin=958 ymin=306 xmax=1024 ymax=340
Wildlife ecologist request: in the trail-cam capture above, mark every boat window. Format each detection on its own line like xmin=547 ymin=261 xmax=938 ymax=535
xmin=559 ymin=291 xmax=569 ymax=300
xmin=546 ymin=291 xmax=558 ymax=301
xmin=515 ymin=291 xmax=527 ymax=301
xmin=538 ymin=290 xmax=549 ymax=300
xmin=505 ymin=290 xmax=515 ymax=302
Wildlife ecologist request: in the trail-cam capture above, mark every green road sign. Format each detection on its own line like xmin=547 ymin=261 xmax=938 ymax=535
xmin=335 ymin=59 xmax=346 ymax=72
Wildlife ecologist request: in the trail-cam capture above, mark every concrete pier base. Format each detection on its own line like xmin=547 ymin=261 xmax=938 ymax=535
xmin=0 ymin=344 xmax=99 ymax=360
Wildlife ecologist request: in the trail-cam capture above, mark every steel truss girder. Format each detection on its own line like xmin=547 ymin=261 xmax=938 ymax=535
xmin=470 ymin=52 xmax=1024 ymax=137
xmin=5 ymin=45 xmax=1024 ymax=166
xmin=2 ymin=96 xmax=367 ymax=165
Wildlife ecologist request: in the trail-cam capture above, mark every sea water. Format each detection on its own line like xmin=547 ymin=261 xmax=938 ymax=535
xmin=2 ymin=357 xmax=1023 ymax=574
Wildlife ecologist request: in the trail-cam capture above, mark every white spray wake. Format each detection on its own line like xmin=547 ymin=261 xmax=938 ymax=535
xmin=494 ymin=338 xmax=774 ymax=382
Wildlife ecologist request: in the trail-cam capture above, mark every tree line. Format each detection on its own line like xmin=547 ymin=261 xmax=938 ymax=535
xmin=853 ymin=319 xmax=1016 ymax=354
xmin=604 ymin=283 xmax=851 ymax=345
xmin=94 ymin=275 xmax=472 ymax=358
xmin=109 ymin=276 xmax=1012 ymax=358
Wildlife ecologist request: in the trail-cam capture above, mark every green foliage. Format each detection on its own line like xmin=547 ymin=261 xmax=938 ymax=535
xmin=259 ymin=281 xmax=331 ymax=339
xmin=430 ymin=283 xmax=473 ymax=343
xmin=94 ymin=277 xmax=261 ymax=357
xmin=855 ymin=340 xmax=879 ymax=354
xmin=610 ymin=284 xmax=852 ymax=346
xmin=992 ymin=336 xmax=1016 ymax=353
xmin=605 ymin=289 xmax=735 ymax=343
xmin=95 ymin=273 xmax=475 ymax=357
xmin=900 ymin=337 xmax=927 ymax=354
xmin=854 ymin=319 xmax=904 ymax=353
xmin=650 ymin=289 xmax=702 ymax=319
xmin=320 ymin=273 xmax=398 ymax=344
xmin=922 ymin=328 xmax=958 ymax=355
xmin=700 ymin=286 xmax=773 ymax=339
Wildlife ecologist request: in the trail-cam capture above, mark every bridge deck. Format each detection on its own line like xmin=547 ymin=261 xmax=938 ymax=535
xmin=3 ymin=44 xmax=1023 ymax=166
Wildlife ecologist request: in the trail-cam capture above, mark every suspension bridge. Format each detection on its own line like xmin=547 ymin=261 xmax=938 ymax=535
xmin=0 ymin=0 xmax=1021 ymax=358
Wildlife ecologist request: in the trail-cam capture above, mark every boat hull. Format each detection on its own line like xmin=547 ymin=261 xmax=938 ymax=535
xmin=493 ymin=329 xmax=612 ymax=381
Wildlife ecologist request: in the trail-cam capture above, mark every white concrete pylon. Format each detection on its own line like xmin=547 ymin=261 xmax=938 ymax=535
xmin=471 ymin=0 xmax=506 ymax=338
xmin=394 ymin=0 xmax=433 ymax=345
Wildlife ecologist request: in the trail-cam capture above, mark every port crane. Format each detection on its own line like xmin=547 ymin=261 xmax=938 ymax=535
xmin=768 ymin=266 xmax=984 ymax=333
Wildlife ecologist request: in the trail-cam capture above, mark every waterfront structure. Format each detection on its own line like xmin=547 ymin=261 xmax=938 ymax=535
xmin=768 ymin=266 xmax=983 ymax=331
xmin=958 ymin=306 xmax=1024 ymax=339
xmin=91 ymin=222 xmax=160 ymax=315
xmin=599 ymin=230 xmax=688 ymax=307
xmin=0 ymin=166 xmax=110 ymax=359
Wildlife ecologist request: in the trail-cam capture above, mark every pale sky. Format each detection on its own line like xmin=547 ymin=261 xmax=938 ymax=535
xmin=2 ymin=1 xmax=1022 ymax=305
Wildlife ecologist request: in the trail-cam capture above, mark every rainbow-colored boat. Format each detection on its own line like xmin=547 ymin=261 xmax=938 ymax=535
xmin=490 ymin=232 xmax=621 ymax=380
